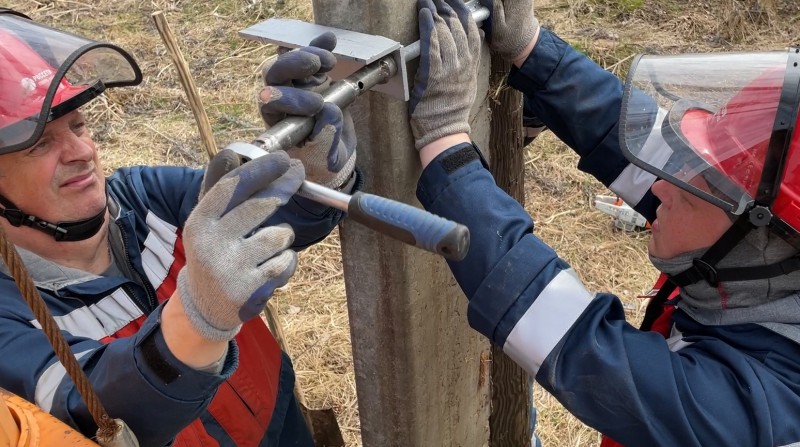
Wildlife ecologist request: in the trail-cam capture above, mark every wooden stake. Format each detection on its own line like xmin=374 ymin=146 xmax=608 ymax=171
xmin=151 ymin=11 xmax=218 ymax=158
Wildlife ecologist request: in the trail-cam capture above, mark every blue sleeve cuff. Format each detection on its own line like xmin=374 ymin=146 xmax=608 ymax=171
xmin=132 ymin=305 xmax=236 ymax=399
xmin=468 ymin=235 xmax=569 ymax=345
xmin=417 ymin=142 xmax=488 ymax=206
xmin=508 ymin=28 xmax=566 ymax=94
xmin=417 ymin=142 xmax=544 ymax=305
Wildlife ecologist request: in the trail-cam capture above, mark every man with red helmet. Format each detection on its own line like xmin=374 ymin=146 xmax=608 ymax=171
xmin=407 ymin=0 xmax=800 ymax=445
xmin=0 ymin=9 xmax=358 ymax=446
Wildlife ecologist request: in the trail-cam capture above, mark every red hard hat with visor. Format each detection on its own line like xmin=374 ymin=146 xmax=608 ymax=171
xmin=0 ymin=10 xmax=142 ymax=242
xmin=620 ymin=49 xmax=800 ymax=250
xmin=620 ymin=48 xmax=800 ymax=321
xmin=0 ymin=9 xmax=142 ymax=153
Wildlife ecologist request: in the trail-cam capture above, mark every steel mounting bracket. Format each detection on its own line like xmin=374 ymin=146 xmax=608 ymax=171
xmin=239 ymin=18 xmax=409 ymax=100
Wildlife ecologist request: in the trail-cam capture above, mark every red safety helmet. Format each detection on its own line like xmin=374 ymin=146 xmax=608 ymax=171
xmin=0 ymin=28 xmax=103 ymax=149
xmin=0 ymin=10 xmax=142 ymax=153
xmin=620 ymin=49 xmax=800 ymax=248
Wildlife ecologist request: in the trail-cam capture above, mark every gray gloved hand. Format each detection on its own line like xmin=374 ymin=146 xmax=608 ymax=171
xmin=409 ymin=0 xmax=482 ymax=150
xmin=178 ymin=149 xmax=304 ymax=341
xmin=259 ymin=32 xmax=356 ymax=190
xmin=479 ymin=0 xmax=539 ymax=62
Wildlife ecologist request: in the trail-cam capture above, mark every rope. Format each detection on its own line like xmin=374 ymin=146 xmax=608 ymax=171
xmin=0 ymin=224 xmax=118 ymax=440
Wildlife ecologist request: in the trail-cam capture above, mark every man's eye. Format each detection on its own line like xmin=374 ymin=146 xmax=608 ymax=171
xmin=28 ymin=140 xmax=50 ymax=155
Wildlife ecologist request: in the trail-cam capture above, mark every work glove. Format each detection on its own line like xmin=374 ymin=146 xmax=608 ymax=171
xmin=409 ymin=0 xmax=482 ymax=150
xmin=259 ymin=32 xmax=356 ymax=190
xmin=178 ymin=149 xmax=304 ymax=341
xmin=479 ymin=0 xmax=539 ymax=62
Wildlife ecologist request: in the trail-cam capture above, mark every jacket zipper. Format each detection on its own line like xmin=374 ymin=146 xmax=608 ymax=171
xmin=115 ymin=219 xmax=158 ymax=311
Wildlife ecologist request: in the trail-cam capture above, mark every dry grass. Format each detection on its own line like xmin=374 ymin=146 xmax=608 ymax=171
xmin=8 ymin=0 xmax=797 ymax=445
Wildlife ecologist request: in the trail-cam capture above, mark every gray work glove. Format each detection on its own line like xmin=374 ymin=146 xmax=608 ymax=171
xmin=479 ymin=0 xmax=539 ymax=62
xmin=409 ymin=0 xmax=482 ymax=150
xmin=259 ymin=32 xmax=356 ymax=190
xmin=178 ymin=149 xmax=304 ymax=341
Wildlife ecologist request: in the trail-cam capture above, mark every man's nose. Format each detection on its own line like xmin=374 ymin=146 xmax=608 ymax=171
xmin=651 ymin=179 xmax=673 ymax=204
xmin=59 ymin=132 xmax=94 ymax=162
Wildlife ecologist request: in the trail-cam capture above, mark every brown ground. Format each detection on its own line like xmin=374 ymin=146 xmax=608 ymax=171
xmin=8 ymin=0 xmax=798 ymax=445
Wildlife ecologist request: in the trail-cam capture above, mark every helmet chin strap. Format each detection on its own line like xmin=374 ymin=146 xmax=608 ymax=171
xmin=641 ymin=212 xmax=800 ymax=330
xmin=0 ymin=194 xmax=106 ymax=242
xmin=640 ymin=213 xmax=754 ymax=330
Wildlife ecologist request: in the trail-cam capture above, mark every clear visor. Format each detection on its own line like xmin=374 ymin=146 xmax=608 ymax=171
xmin=0 ymin=13 xmax=142 ymax=153
xmin=620 ymin=51 xmax=794 ymax=215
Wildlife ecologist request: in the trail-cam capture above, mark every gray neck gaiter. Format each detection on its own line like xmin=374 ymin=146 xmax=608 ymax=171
xmin=649 ymin=226 xmax=800 ymax=311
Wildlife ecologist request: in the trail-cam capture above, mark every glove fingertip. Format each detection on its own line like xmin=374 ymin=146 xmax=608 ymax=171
xmin=309 ymin=31 xmax=337 ymax=52
xmin=327 ymin=146 xmax=347 ymax=173
xmin=447 ymin=0 xmax=473 ymax=30
xmin=202 ymin=148 xmax=242 ymax=195
xmin=410 ymin=8 xmax=436 ymax=114
xmin=417 ymin=7 xmax=437 ymax=55
xmin=310 ymin=102 xmax=343 ymax=138
xmin=257 ymin=85 xmax=278 ymax=105
xmin=265 ymin=51 xmax=321 ymax=86
xmin=300 ymin=46 xmax=337 ymax=74
xmin=418 ymin=0 xmax=436 ymax=13
xmin=260 ymin=86 xmax=325 ymax=118
xmin=240 ymin=249 xmax=298 ymax=321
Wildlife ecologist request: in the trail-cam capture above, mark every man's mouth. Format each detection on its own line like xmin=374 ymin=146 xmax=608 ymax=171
xmin=61 ymin=171 xmax=95 ymax=188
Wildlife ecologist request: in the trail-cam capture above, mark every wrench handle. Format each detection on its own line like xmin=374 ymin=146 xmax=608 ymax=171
xmin=348 ymin=192 xmax=470 ymax=261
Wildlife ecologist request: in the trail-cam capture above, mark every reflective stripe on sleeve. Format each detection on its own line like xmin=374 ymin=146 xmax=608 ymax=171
xmin=35 ymin=349 xmax=94 ymax=412
xmin=610 ymin=108 xmax=667 ymax=206
xmin=503 ymin=269 xmax=595 ymax=377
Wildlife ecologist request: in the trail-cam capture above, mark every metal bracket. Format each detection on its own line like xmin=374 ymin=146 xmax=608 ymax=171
xmin=239 ymin=0 xmax=488 ymax=101
xmin=239 ymin=19 xmax=409 ymax=100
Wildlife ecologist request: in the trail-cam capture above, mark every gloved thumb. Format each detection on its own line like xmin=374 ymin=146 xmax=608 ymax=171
xmin=200 ymin=149 xmax=242 ymax=197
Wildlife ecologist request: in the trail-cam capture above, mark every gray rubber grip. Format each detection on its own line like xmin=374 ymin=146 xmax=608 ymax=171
xmin=348 ymin=191 xmax=470 ymax=261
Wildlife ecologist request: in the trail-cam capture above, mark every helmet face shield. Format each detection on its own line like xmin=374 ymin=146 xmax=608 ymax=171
xmin=0 ymin=12 xmax=142 ymax=153
xmin=620 ymin=51 xmax=798 ymax=215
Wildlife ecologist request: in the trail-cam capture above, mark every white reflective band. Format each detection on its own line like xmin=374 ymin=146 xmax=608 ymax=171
xmin=609 ymin=163 xmax=658 ymax=207
xmin=611 ymin=108 xmax=667 ymax=206
xmin=503 ymin=269 xmax=595 ymax=377
xmin=666 ymin=328 xmax=694 ymax=352
xmin=31 ymin=289 xmax=143 ymax=340
xmin=35 ymin=348 xmax=94 ymax=412
xmin=632 ymin=108 xmax=671 ymax=170
xmin=141 ymin=211 xmax=178 ymax=289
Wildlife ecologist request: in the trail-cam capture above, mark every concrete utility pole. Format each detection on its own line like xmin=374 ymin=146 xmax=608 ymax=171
xmin=311 ymin=1 xmax=492 ymax=446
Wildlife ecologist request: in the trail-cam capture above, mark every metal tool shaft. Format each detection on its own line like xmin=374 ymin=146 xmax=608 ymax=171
xmin=300 ymin=180 xmax=351 ymax=210
xmin=251 ymin=2 xmax=489 ymax=153
xmin=228 ymin=143 xmax=470 ymax=260
xmin=252 ymin=57 xmax=396 ymax=152
xmin=244 ymin=2 xmax=489 ymax=261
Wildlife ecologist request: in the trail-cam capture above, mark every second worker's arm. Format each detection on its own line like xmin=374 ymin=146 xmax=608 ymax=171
xmin=409 ymin=1 xmax=800 ymax=446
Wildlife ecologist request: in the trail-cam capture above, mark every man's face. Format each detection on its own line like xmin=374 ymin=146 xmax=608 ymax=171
xmin=649 ymin=176 xmax=733 ymax=259
xmin=0 ymin=110 xmax=106 ymax=225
